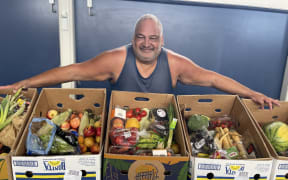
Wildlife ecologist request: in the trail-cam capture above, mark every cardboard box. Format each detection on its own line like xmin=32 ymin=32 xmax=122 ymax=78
xmin=11 ymin=88 xmax=106 ymax=180
xmin=103 ymin=91 xmax=189 ymax=180
xmin=243 ymin=99 xmax=288 ymax=180
xmin=177 ymin=95 xmax=273 ymax=180
xmin=0 ymin=88 xmax=38 ymax=180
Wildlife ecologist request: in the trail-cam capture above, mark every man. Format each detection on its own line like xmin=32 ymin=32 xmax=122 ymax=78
xmin=0 ymin=14 xmax=279 ymax=109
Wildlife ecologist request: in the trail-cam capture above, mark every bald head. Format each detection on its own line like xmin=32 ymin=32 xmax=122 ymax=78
xmin=134 ymin=14 xmax=163 ymax=37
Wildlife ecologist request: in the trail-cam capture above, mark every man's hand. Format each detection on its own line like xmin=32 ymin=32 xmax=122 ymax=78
xmin=0 ymin=80 xmax=28 ymax=91
xmin=250 ymin=92 xmax=280 ymax=110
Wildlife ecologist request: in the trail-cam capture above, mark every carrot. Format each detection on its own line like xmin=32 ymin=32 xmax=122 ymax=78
xmin=70 ymin=117 xmax=81 ymax=129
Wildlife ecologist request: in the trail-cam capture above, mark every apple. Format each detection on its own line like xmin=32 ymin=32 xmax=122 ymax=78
xmin=95 ymin=136 xmax=101 ymax=143
xmin=79 ymin=144 xmax=87 ymax=153
xmin=90 ymin=144 xmax=100 ymax=154
xmin=60 ymin=122 xmax=70 ymax=131
xmin=47 ymin=109 xmax=58 ymax=119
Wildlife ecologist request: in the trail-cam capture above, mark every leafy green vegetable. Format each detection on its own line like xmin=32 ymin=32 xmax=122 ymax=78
xmin=187 ymin=114 xmax=210 ymax=131
xmin=0 ymin=88 xmax=26 ymax=131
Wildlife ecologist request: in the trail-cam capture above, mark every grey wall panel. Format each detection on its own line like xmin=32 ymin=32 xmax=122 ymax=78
xmin=75 ymin=0 xmax=288 ymax=99
xmin=0 ymin=0 xmax=60 ymax=88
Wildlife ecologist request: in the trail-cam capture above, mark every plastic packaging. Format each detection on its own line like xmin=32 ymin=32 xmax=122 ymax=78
xmin=26 ymin=118 xmax=56 ymax=155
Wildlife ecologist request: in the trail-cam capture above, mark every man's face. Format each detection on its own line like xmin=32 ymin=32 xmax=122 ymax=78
xmin=132 ymin=18 xmax=164 ymax=64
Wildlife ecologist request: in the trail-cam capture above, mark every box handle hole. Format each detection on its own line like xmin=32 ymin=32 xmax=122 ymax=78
xmin=25 ymin=171 xmax=33 ymax=177
xmin=272 ymin=115 xmax=278 ymax=120
xmin=94 ymin=103 xmax=100 ymax=108
xmin=57 ymin=103 xmax=63 ymax=108
xmin=120 ymin=170 xmax=128 ymax=175
xmin=206 ymin=172 xmax=214 ymax=179
xmin=69 ymin=94 xmax=84 ymax=100
xmin=164 ymin=170 xmax=171 ymax=176
xmin=185 ymin=107 xmax=191 ymax=111
xmin=81 ymin=170 xmax=87 ymax=176
xmin=215 ymin=108 xmax=221 ymax=112
xmin=253 ymin=174 xmax=260 ymax=180
xmin=198 ymin=99 xmax=212 ymax=103
xmin=134 ymin=97 xmax=150 ymax=101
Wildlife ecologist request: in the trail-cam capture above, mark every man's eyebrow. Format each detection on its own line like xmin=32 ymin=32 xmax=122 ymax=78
xmin=149 ymin=35 xmax=159 ymax=38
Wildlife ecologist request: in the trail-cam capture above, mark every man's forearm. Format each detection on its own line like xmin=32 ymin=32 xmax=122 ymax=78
xmin=212 ymin=74 xmax=256 ymax=98
xmin=14 ymin=65 xmax=75 ymax=89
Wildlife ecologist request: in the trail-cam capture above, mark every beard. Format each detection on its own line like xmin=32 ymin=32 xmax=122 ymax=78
xmin=132 ymin=45 xmax=162 ymax=64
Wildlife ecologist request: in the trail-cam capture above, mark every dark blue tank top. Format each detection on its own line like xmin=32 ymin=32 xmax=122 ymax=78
xmin=111 ymin=44 xmax=173 ymax=93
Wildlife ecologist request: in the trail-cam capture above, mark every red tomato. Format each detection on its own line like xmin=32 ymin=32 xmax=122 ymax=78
xmin=115 ymin=136 xmax=124 ymax=145
xmin=126 ymin=109 xmax=134 ymax=118
xmin=140 ymin=110 xmax=147 ymax=117
xmin=136 ymin=115 xmax=142 ymax=121
xmin=135 ymin=108 xmax=141 ymax=114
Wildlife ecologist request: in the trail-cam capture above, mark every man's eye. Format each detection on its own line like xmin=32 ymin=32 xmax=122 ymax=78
xmin=136 ymin=35 xmax=144 ymax=39
xmin=150 ymin=36 xmax=159 ymax=41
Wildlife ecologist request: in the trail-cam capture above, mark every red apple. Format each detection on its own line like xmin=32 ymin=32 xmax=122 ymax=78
xmin=60 ymin=122 xmax=70 ymax=131
xmin=47 ymin=109 xmax=58 ymax=119
xmin=90 ymin=144 xmax=100 ymax=154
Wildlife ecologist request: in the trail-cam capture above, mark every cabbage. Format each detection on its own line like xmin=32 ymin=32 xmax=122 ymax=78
xmin=187 ymin=114 xmax=210 ymax=131
xmin=263 ymin=121 xmax=288 ymax=153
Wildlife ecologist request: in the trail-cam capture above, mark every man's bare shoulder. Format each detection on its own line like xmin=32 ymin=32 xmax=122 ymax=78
xmin=166 ymin=49 xmax=192 ymax=67
xmin=101 ymin=46 xmax=127 ymax=62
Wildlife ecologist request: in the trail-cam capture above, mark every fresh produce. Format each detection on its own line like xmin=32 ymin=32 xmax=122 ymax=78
xmin=84 ymin=137 xmax=95 ymax=148
xmin=125 ymin=118 xmax=140 ymax=129
xmin=111 ymin=117 xmax=124 ymax=129
xmin=109 ymin=127 xmax=138 ymax=146
xmin=78 ymin=111 xmax=89 ymax=137
xmin=0 ymin=88 xmax=27 ymax=131
xmin=263 ymin=121 xmax=288 ymax=153
xmin=214 ymin=126 xmax=248 ymax=159
xmin=126 ymin=108 xmax=148 ymax=122
xmin=109 ymin=105 xmax=179 ymax=156
xmin=187 ymin=114 xmax=210 ymax=132
xmin=70 ymin=116 xmax=80 ymax=129
xmin=139 ymin=108 xmax=150 ymax=131
xmin=171 ymin=143 xmax=180 ymax=154
xmin=166 ymin=103 xmax=177 ymax=149
xmin=190 ymin=128 xmax=216 ymax=156
xmin=50 ymin=135 xmax=77 ymax=155
xmin=28 ymin=108 xmax=102 ymax=155
xmin=55 ymin=126 xmax=78 ymax=146
xmin=46 ymin=109 xmax=58 ymax=120
xmin=51 ymin=109 xmax=72 ymax=126
xmin=209 ymin=115 xmax=234 ymax=129
xmin=60 ymin=121 xmax=70 ymax=131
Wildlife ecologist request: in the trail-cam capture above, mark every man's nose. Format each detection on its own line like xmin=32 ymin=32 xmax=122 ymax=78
xmin=144 ymin=38 xmax=150 ymax=46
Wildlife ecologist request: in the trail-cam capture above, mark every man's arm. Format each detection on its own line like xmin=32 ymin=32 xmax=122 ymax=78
xmin=168 ymin=50 xmax=280 ymax=109
xmin=0 ymin=46 xmax=126 ymax=90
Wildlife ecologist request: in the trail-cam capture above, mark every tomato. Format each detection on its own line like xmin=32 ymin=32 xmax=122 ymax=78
xmin=140 ymin=110 xmax=147 ymax=117
xmin=136 ymin=115 xmax=142 ymax=122
xmin=115 ymin=136 xmax=124 ymax=145
xmin=126 ymin=109 xmax=134 ymax=118
xmin=135 ymin=108 xmax=141 ymax=114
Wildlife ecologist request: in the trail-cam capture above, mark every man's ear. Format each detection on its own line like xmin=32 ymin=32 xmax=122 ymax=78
xmin=161 ymin=37 xmax=164 ymax=46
